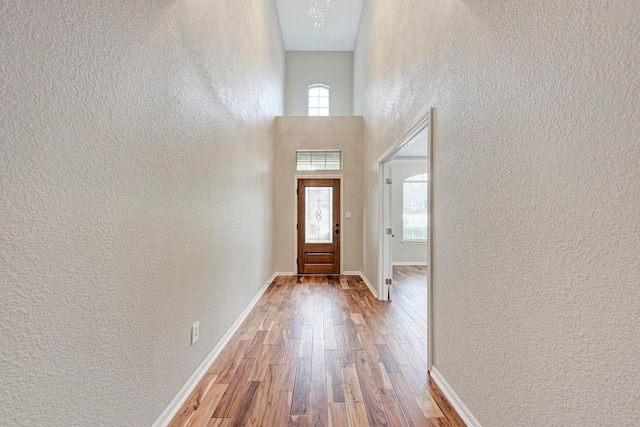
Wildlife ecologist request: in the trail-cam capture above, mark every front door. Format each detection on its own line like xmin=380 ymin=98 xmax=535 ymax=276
xmin=297 ymin=179 xmax=340 ymax=274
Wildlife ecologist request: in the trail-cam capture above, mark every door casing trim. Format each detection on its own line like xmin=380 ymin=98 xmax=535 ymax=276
xmin=376 ymin=108 xmax=433 ymax=372
xmin=293 ymin=175 xmax=344 ymax=275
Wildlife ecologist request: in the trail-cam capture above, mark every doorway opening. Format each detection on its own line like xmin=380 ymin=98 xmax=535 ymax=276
xmin=378 ymin=109 xmax=433 ymax=370
xmin=296 ymin=178 xmax=341 ymax=274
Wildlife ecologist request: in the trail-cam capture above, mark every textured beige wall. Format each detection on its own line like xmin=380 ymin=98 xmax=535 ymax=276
xmin=354 ymin=1 xmax=640 ymax=425
xmin=285 ymin=51 xmax=354 ymax=116
xmin=274 ymin=116 xmax=364 ymax=273
xmin=391 ymin=161 xmax=429 ymax=264
xmin=1 ymin=1 xmax=284 ymax=425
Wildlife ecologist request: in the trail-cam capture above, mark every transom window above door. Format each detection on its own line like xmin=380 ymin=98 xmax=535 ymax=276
xmin=308 ymin=84 xmax=329 ymax=116
xmin=296 ymin=150 xmax=341 ymax=171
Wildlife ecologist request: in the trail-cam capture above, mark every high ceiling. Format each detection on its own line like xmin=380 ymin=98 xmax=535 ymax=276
xmin=275 ymin=0 xmax=364 ymax=51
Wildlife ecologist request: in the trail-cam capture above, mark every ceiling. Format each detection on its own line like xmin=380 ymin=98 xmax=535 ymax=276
xmin=275 ymin=0 xmax=364 ymax=51
xmin=396 ymin=129 xmax=428 ymax=157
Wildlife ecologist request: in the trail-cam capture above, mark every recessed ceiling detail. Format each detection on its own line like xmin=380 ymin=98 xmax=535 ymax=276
xmin=276 ymin=0 xmax=364 ymax=51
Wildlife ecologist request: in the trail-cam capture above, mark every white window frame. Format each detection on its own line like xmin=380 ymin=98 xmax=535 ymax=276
xmin=296 ymin=149 xmax=342 ymax=171
xmin=402 ymin=173 xmax=428 ymax=243
xmin=308 ymin=84 xmax=330 ymax=116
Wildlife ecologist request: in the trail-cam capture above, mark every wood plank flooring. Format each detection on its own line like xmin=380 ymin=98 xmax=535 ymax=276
xmin=168 ymin=274 xmax=464 ymax=427
xmin=391 ymin=265 xmax=429 ymax=362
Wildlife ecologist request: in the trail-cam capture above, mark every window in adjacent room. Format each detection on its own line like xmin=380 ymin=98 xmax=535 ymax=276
xmin=402 ymin=173 xmax=428 ymax=242
xmin=296 ymin=150 xmax=341 ymax=171
xmin=308 ymin=84 xmax=330 ymax=116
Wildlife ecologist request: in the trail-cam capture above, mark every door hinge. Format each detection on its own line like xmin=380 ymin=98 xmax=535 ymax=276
xmin=296 ymin=258 xmax=299 ymax=265
xmin=386 ymin=178 xmax=392 ymax=185
xmin=385 ymin=228 xmax=393 ymax=235
xmin=296 ymin=224 xmax=298 ymax=230
xmin=385 ymin=278 xmax=393 ymax=285
xmin=296 ymin=189 xmax=299 ymax=195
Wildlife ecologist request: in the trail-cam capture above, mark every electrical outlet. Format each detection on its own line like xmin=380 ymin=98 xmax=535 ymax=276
xmin=191 ymin=322 xmax=199 ymax=345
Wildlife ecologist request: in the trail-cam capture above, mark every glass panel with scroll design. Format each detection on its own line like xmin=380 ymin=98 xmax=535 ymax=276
xmin=305 ymin=187 xmax=333 ymax=244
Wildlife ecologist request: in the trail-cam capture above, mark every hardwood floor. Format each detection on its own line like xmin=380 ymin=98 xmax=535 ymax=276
xmin=168 ymin=274 xmax=463 ymax=427
xmin=391 ymin=265 xmax=428 ymax=359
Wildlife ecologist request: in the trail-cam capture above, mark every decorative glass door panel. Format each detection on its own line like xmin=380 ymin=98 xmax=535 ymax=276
xmin=297 ymin=179 xmax=340 ymax=274
xmin=305 ymin=187 xmax=333 ymax=244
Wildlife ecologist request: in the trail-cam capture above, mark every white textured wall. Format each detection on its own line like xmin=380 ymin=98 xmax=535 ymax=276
xmin=274 ymin=116 xmax=364 ymax=273
xmin=355 ymin=1 xmax=640 ymax=425
xmin=1 ymin=1 xmax=284 ymax=425
xmin=285 ymin=51 xmax=354 ymax=115
xmin=391 ymin=161 xmax=429 ymax=264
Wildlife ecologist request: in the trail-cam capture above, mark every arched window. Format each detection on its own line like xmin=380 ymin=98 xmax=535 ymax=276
xmin=403 ymin=173 xmax=428 ymax=242
xmin=308 ymin=84 xmax=330 ymax=116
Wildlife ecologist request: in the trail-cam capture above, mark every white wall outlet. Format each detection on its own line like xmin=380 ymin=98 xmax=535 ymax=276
xmin=191 ymin=321 xmax=199 ymax=345
xmin=346 ymin=212 xmax=352 ymax=219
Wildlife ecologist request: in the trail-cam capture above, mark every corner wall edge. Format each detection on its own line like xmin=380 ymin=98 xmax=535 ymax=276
xmin=430 ymin=367 xmax=482 ymax=427
xmin=344 ymin=270 xmax=378 ymax=299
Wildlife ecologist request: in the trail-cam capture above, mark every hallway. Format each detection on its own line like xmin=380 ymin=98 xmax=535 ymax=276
xmin=4 ymin=1 xmax=638 ymax=425
xmin=169 ymin=275 xmax=464 ymax=426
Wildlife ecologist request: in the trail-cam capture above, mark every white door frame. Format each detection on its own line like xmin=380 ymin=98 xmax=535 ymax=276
xmin=377 ymin=109 xmax=433 ymax=371
xmin=293 ymin=175 xmax=344 ymax=274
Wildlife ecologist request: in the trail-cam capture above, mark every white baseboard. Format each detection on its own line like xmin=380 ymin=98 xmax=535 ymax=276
xmin=359 ymin=273 xmax=378 ymax=298
xmin=343 ymin=271 xmax=378 ymax=299
xmin=153 ymin=272 xmax=277 ymax=427
xmin=430 ymin=367 xmax=481 ymax=427
xmin=392 ymin=262 xmax=428 ymax=266
xmin=274 ymin=271 xmax=295 ymax=276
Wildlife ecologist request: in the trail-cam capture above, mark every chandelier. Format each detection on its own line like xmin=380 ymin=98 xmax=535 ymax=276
xmin=308 ymin=0 xmax=330 ymax=29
